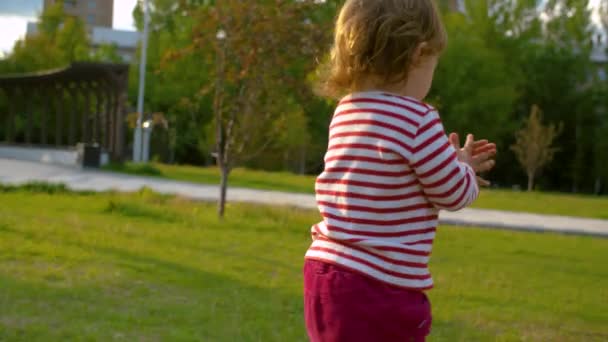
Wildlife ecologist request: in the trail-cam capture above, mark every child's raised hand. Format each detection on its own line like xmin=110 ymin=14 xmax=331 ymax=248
xmin=449 ymin=133 xmax=496 ymax=186
xmin=472 ymin=139 xmax=497 ymax=157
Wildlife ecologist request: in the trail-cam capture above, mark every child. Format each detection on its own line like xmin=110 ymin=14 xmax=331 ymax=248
xmin=303 ymin=0 xmax=497 ymax=341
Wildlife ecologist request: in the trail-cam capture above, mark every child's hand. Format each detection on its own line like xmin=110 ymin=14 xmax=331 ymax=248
xmin=472 ymin=139 xmax=497 ymax=157
xmin=449 ymin=133 xmax=496 ymax=186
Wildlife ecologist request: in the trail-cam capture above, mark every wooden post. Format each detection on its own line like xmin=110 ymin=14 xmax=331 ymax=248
xmin=69 ymin=84 xmax=78 ymax=146
xmin=25 ymin=87 xmax=33 ymax=144
xmin=55 ymin=84 xmax=64 ymax=146
xmin=5 ymin=88 xmax=15 ymax=143
xmin=82 ymin=82 xmax=90 ymax=144
xmin=114 ymin=90 xmax=126 ymax=161
xmin=94 ymin=82 xmax=102 ymax=144
xmin=114 ymin=72 xmax=128 ymax=162
xmin=41 ymin=87 xmax=52 ymax=145
xmin=106 ymin=88 xmax=116 ymax=156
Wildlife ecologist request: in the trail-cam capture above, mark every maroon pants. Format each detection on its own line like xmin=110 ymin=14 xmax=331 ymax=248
xmin=304 ymin=259 xmax=432 ymax=342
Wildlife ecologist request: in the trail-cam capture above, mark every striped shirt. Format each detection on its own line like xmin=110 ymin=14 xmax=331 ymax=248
xmin=305 ymin=91 xmax=479 ymax=290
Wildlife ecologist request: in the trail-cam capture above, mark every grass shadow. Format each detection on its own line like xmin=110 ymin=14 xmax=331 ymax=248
xmin=0 ymin=243 xmax=306 ymax=342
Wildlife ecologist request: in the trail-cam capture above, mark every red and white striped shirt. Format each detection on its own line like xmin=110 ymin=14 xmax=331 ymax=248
xmin=305 ymin=91 xmax=479 ymax=290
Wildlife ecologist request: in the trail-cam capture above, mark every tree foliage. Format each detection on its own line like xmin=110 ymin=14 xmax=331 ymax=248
xmin=430 ymin=0 xmax=602 ymax=193
xmin=163 ymin=0 xmax=331 ymax=216
xmin=0 ymin=2 xmax=124 ymax=74
xmin=430 ymin=7 xmax=521 ymax=145
xmin=511 ymin=105 xmax=562 ymax=191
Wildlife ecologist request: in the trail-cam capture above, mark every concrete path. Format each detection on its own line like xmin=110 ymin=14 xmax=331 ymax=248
xmin=1 ymin=158 xmax=607 ymax=237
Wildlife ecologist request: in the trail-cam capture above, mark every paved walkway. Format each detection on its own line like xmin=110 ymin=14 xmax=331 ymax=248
xmin=1 ymin=158 xmax=607 ymax=237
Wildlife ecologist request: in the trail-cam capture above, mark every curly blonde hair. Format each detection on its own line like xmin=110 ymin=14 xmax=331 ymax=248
xmin=316 ymin=0 xmax=447 ymax=98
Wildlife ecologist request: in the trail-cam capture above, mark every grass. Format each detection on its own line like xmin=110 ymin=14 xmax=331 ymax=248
xmin=1 ymin=186 xmax=607 ymax=341
xmin=104 ymin=162 xmax=317 ymax=194
xmin=105 ymin=162 xmax=608 ymax=219
xmin=473 ymin=190 xmax=608 ymax=220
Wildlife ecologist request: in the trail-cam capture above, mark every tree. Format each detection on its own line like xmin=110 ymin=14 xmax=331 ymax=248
xmin=430 ymin=4 xmax=521 ymax=146
xmin=167 ymin=0 xmax=327 ymax=217
xmin=2 ymin=2 xmax=123 ymax=73
xmin=91 ymin=43 xmax=124 ymax=63
xmin=527 ymin=0 xmax=595 ymax=192
xmin=511 ymin=105 xmax=562 ymax=191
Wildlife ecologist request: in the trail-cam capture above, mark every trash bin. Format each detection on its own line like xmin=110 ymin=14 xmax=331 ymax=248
xmin=77 ymin=143 xmax=101 ymax=168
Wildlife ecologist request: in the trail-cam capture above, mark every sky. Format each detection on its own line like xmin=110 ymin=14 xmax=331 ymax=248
xmin=0 ymin=0 xmax=604 ymax=56
xmin=0 ymin=0 xmax=138 ymax=55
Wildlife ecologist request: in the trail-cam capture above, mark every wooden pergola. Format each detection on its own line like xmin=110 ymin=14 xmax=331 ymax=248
xmin=0 ymin=62 xmax=129 ymax=161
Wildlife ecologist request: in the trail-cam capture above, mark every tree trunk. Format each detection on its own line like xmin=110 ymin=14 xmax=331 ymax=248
xmin=218 ymin=165 xmax=229 ymax=218
xmin=527 ymin=172 xmax=535 ymax=191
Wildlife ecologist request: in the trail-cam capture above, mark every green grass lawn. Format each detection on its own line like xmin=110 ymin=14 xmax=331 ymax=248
xmin=104 ymin=162 xmax=317 ymax=194
xmin=1 ymin=185 xmax=607 ymax=341
xmin=473 ymin=190 xmax=608 ymax=220
xmin=105 ymin=162 xmax=608 ymax=219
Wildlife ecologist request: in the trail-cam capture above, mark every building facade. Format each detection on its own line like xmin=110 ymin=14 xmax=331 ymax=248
xmin=440 ymin=0 xmax=466 ymax=13
xmin=43 ymin=0 xmax=113 ymax=28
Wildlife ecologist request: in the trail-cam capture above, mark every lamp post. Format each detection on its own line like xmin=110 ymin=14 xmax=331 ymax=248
xmin=133 ymin=0 xmax=150 ymax=162
xmin=214 ymin=28 xmax=226 ymax=163
xmin=215 ymin=28 xmax=227 ymax=217
xmin=142 ymin=120 xmax=152 ymax=162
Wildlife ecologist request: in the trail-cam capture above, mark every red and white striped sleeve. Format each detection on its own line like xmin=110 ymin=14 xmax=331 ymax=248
xmin=410 ymin=110 xmax=479 ymax=211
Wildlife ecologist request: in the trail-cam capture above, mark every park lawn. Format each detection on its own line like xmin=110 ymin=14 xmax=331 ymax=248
xmin=0 ymin=186 xmax=607 ymax=341
xmin=104 ymin=162 xmax=317 ymax=194
xmin=105 ymin=162 xmax=608 ymax=219
xmin=473 ymin=190 xmax=608 ymax=220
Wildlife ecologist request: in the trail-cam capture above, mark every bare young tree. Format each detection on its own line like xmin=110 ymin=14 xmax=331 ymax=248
xmin=511 ymin=105 xmax=562 ymax=191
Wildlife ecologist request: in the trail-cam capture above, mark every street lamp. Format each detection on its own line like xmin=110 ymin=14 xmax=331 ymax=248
xmin=133 ymin=0 xmax=150 ymax=162
xmin=216 ymin=29 xmax=226 ymax=41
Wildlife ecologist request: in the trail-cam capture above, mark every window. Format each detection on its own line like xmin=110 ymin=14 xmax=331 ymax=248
xmin=87 ymin=14 xmax=96 ymax=25
xmin=64 ymin=0 xmax=77 ymax=7
xmin=88 ymin=0 xmax=96 ymax=9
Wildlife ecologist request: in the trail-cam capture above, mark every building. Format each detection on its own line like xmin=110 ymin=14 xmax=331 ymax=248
xmin=436 ymin=0 xmax=466 ymax=13
xmin=90 ymin=27 xmax=139 ymax=63
xmin=27 ymin=0 xmax=139 ymax=62
xmin=44 ymin=0 xmax=113 ymax=28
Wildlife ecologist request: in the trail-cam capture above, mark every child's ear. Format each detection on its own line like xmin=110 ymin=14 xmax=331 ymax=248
xmin=412 ymin=42 xmax=429 ymax=67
